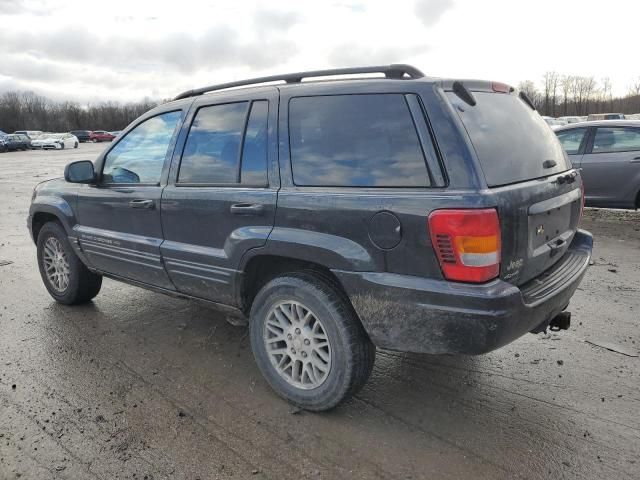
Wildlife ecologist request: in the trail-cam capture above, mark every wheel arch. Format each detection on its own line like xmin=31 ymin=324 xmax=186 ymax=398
xmin=29 ymin=199 xmax=76 ymax=244
xmin=31 ymin=211 xmax=64 ymax=243
xmin=238 ymin=254 xmax=358 ymax=322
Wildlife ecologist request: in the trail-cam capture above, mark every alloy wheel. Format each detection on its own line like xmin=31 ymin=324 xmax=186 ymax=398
xmin=263 ymin=300 xmax=332 ymax=390
xmin=42 ymin=237 xmax=70 ymax=292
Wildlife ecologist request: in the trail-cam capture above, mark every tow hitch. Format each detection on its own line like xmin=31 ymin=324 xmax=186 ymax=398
xmin=530 ymin=311 xmax=571 ymax=334
xmin=549 ymin=311 xmax=571 ymax=331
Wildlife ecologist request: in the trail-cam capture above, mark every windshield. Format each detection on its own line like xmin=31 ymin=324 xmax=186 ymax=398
xmin=447 ymin=91 xmax=570 ymax=187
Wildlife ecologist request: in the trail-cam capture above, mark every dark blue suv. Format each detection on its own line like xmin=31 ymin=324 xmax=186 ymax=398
xmin=28 ymin=65 xmax=592 ymax=410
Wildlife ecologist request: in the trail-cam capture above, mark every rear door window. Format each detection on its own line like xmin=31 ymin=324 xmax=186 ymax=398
xmin=447 ymin=91 xmax=570 ymax=187
xmin=178 ymin=100 xmax=269 ymax=185
xmin=592 ymin=127 xmax=640 ymax=153
xmin=178 ymin=102 xmax=248 ymax=184
xmin=556 ymin=128 xmax=587 ymax=155
xmin=288 ymin=94 xmax=431 ymax=187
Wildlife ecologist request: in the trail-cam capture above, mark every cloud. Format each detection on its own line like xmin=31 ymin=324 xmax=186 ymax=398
xmin=414 ymin=0 xmax=454 ymax=27
xmin=253 ymin=7 xmax=301 ymax=32
xmin=328 ymin=43 xmax=429 ymax=68
xmin=0 ymin=26 xmax=297 ymax=75
xmin=0 ymin=0 xmax=50 ymax=15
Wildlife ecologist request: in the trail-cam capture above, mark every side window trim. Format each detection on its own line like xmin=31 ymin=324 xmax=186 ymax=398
xmin=239 ymin=100 xmax=270 ymax=187
xmin=583 ymin=127 xmax=596 ymax=154
xmin=577 ymin=127 xmax=591 ymax=155
xmin=100 ymin=109 xmax=183 ymax=187
xmin=405 ymin=94 xmax=447 ymax=187
xmin=235 ymin=101 xmax=253 ymax=183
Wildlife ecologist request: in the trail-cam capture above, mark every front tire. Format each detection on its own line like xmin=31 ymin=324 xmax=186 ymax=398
xmin=250 ymin=273 xmax=375 ymax=411
xmin=74 ymin=142 xmax=78 ymax=148
xmin=37 ymin=222 xmax=102 ymax=305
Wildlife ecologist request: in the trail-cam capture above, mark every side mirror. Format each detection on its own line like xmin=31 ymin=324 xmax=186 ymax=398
xmin=64 ymin=160 xmax=96 ymax=184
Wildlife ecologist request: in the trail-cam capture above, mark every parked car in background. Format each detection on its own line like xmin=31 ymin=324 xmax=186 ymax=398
xmin=31 ymin=133 xmax=79 ymax=150
xmin=14 ymin=130 xmax=43 ymax=139
xmin=542 ymin=116 xmax=567 ymax=129
xmin=89 ymin=130 xmax=115 ymax=142
xmin=28 ymin=65 xmax=592 ymax=411
xmin=0 ymin=136 xmax=7 ymax=153
xmin=555 ymin=120 xmax=640 ymax=209
xmin=70 ymin=130 xmax=91 ymax=142
xmin=2 ymin=134 xmax=31 ymax=151
xmin=587 ymin=113 xmax=625 ymax=121
xmin=109 ymin=131 xmax=122 ymax=137
xmin=558 ymin=116 xmax=583 ymax=124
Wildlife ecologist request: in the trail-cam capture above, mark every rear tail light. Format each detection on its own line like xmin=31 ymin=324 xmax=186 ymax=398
xmin=428 ymin=209 xmax=501 ymax=283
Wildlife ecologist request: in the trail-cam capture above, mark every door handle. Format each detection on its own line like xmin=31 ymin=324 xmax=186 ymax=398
xmin=129 ymin=199 xmax=155 ymax=209
xmin=230 ymin=203 xmax=264 ymax=215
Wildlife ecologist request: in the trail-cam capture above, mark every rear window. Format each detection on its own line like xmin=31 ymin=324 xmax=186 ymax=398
xmin=447 ymin=91 xmax=570 ymax=187
xmin=289 ymin=94 xmax=430 ymax=187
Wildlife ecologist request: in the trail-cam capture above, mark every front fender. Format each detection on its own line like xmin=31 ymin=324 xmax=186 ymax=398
xmin=29 ymin=196 xmax=77 ymax=237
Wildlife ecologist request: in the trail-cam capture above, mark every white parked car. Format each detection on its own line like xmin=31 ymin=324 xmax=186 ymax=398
xmin=541 ymin=116 xmax=567 ymax=130
xmin=31 ymin=133 xmax=79 ymax=150
xmin=557 ymin=116 xmax=583 ymax=124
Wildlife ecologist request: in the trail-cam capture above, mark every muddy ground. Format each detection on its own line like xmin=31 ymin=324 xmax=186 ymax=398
xmin=0 ymin=144 xmax=638 ymax=479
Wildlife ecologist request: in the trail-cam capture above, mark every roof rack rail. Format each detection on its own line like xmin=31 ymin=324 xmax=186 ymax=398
xmin=173 ymin=64 xmax=425 ymax=100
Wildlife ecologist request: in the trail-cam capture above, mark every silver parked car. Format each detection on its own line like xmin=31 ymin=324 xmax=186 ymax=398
xmin=555 ymin=120 xmax=640 ymax=209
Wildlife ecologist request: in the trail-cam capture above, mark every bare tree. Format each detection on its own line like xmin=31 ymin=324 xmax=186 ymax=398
xmin=518 ymin=80 xmax=542 ymax=110
xmin=543 ymin=72 xmax=560 ymax=116
xmin=0 ymin=91 xmax=160 ymax=133
xmin=560 ymin=75 xmax=575 ymax=116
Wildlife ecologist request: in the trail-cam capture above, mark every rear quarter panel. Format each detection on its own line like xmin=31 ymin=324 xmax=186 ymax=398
xmin=268 ymin=80 xmax=487 ymax=277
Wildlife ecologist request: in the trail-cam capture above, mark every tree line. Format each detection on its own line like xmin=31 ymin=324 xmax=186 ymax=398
xmin=519 ymin=72 xmax=640 ymax=117
xmin=2 ymin=73 xmax=640 ymax=134
xmin=0 ymin=91 xmax=159 ymax=133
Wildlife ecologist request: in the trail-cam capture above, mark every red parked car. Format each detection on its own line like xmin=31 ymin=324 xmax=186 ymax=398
xmin=89 ymin=130 xmax=115 ymax=142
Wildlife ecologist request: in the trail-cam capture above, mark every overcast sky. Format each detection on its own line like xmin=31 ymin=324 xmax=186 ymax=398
xmin=0 ymin=0 xmax=637 ymax=103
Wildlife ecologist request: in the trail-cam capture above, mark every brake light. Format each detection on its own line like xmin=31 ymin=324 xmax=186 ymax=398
xmin=428 ymin=209 xmax=501 ymax=283
xmin=491 ymin=81 xmax=512 ymax=93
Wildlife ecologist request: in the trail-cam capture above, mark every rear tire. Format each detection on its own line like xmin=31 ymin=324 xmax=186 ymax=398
xmin=37 ymin=221 xmax=102 ymax=305
xmin=250 ymin=273 xmax=375 ymax=411
xmin=74 ymin=142 xmax=78 ymax=148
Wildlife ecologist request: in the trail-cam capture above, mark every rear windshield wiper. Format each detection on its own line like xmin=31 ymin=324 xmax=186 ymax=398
xmin=452 ymin=81 xmax=476 ymax=106
xmin=519 ymin=91 xmax=536 ymax=110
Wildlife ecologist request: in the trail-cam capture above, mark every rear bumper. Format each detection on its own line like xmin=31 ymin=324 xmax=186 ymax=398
xmin=335 ymin=229 xmax=593 ymax=355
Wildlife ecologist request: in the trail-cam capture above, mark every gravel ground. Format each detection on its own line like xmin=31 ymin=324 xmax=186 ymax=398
xmin=0 ymin=145 xmax=638 ymax=479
